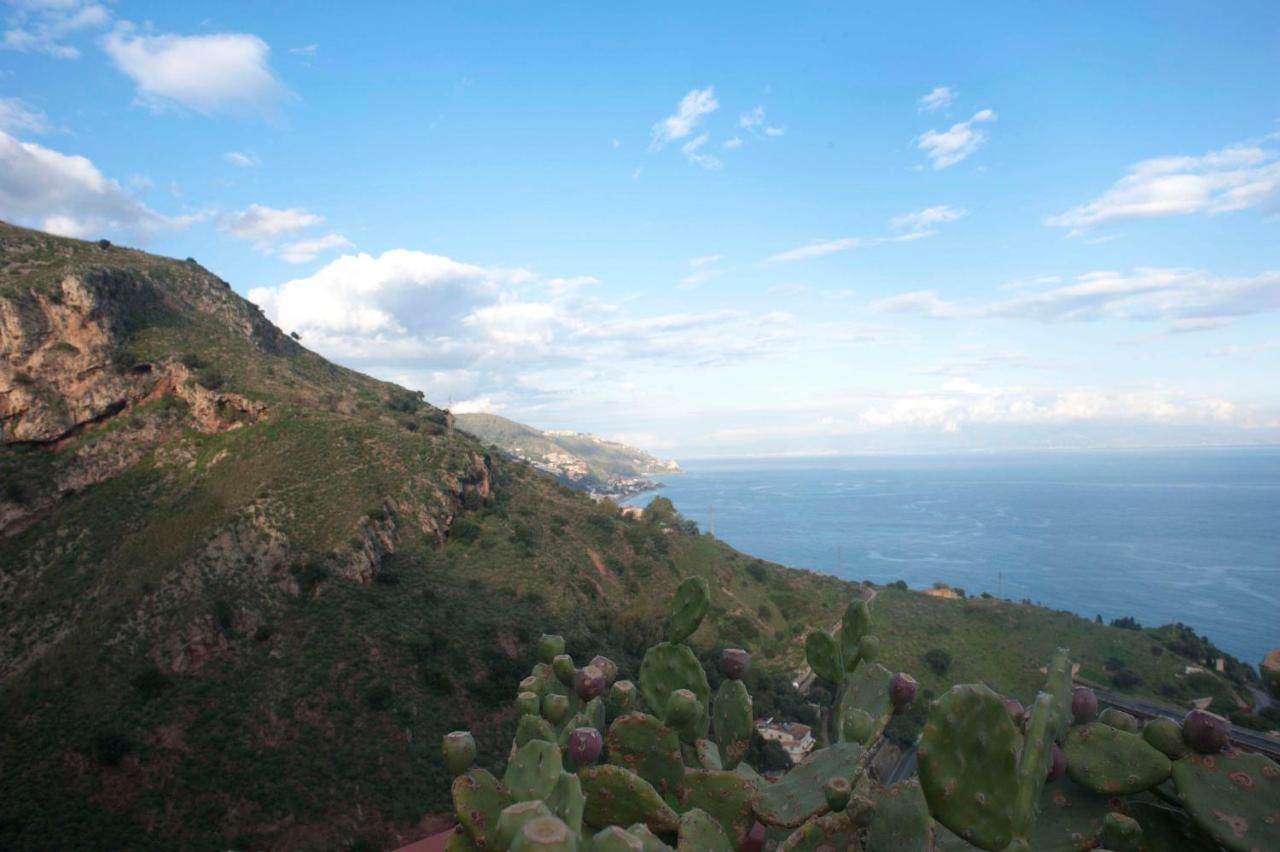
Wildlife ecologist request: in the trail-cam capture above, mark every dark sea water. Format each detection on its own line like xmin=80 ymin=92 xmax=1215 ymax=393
xmin=625 ymin=448 xmax=1280 ymax=666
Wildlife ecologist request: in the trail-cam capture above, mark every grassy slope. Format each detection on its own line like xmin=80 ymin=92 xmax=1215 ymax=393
xmin=455 ymin=412 xmax=672 ymax=481
xmin=0 ymin=223 xmax=1258 ymax=851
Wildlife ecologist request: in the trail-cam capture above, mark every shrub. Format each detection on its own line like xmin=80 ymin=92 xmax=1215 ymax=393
xmin=254 ymin=625 xmax=274 ymax=642
xmin=746 ymin=562 xmax=768 ymax=582
xmin=212 ymin=600 xmax=235 ymax=633
xmin=3 ymin=480 xmax=27 ymax=505
xmin=1111 ymin=616 xmax=1142 ymax=630
xmin=363 ymin=684 xmax=393 ymax=711
xmin=93 ymin=732 xmax=132 ymax=766
xmin=1110 ymin=669 xmax=1141 ymax=689
xmin=511 ymin=522 xmax=536 ymax=552
xmin=97 ymin=239 xmax=111 ymax=249
xmin=889 ymin=580 xmax=909 ymax=591
xmin=449 ymin=519 xmax=482 ymax=544
xmin=130 ymin=667 xmax=172 ymax=699
xmin=923 ymin=648 xmax=952 ymax=676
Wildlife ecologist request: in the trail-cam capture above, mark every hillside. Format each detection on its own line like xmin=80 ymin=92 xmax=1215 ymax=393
xmin=455 ymin=412 xmax=679 ymax=497
xmin=0 ymin=222 xmax=1262 ymax=851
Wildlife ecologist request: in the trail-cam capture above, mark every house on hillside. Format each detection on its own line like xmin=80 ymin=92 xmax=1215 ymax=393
xmin=755 ymin=718 xmax=815 ymax=763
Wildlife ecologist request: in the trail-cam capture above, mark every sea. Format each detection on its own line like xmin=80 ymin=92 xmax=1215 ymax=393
xmin=624 ymin=447 xmax=1280 ymax=666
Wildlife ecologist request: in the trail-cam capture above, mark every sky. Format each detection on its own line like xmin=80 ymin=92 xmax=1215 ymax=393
xmin=2 ymin=1 xmax=1279 ymax=458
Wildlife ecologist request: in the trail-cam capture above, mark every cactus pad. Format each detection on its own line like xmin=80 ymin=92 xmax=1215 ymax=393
xmin=591 ymin=826 xmax=647 ymax=852
xmin=452 ymin=767 xmax=513 ymax=849
xmin=866 ymin=780 xmax=933 ymax=852
xmin=1142 ymin=716 xmax=1187 ymax=760
xmin=605 ymin=712 xmax=685 ymax=795
xmin=680 ymin=768 xmax=759 ymax=847
xmin=1171 ymin=749 xmax=1280 ymax=852
xmin=918 ymin=683 xmax=1019 ymax=851
xmin=496 ymin=801 xmax=554 ymax=850
xmin=711 ymin=678 xmax=753 ymax=769
xmin=444 ymin=826 xmax=481 ymax=852
xmin=777 ymin=811 xmax=856 ymax=851
xmin=625 ymin=824 xmax=674 ymax=852
xmin=638 ymin=642 xmax=710 ymax=740
xmin=669 ymin=576 xmax=710 ymax=643
xmin=1030 ymin=775 xmax=1127 ymax=852
xmin=840 ymin=599 xmax=872 ymax=669
xmin=505 ymin=739 xmax=566 ymax=803
xmin=1098 ymin=707 xmax=1139 ymax=734
xmin=693 ymin=739 xmax=722 ymax=770
xmin=804 ymin=630 xmax=843 ymax=686
xmin=579 ymin=764 xmax=681 ymax=833
xmin=753 ymin=741 xmax=865 ymax=828
xmin=675 ymin=807 xmax=733 ymax=852
xmin=1099 ymin=812 xmax=1142 ymax=852
xmin=1042 ymin=648 xmax=1073 ymax=743
xmin=548 ymin=770 xmax=586 ymax=835
xmin=512 ymin=815 xmax=577 ymax=851
xmin=837 ymin=660 xmax=893 ymax=745
xmin=1012 ymin=692 xmax=1056 ymax=839
xmin=517 ymin=714 xmax=559 ymax=748
xmin=1063 ymin=723 xmax=1171 ymax=795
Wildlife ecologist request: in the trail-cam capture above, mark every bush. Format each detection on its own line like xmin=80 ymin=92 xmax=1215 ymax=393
xmin=254 ymin=624 xmax=274 ymax=642
xmin=1111 ymin=616 xmax=1142 ymax=631
xmin=923 ymin=648 xmax=952 ymax=676
xmin=130 ymin=667 xmax=172 ymax=699
xmin=93 ymin=733 xmax=132 ymax=766
xmin=3 ymin=479 xmax=27 ymax=505
xmin=1110 ymin=669 xmax=1141 ymax=689
xmin=449 ymin=519 xmax=482 ymax=544
xmin=363 ymin=684 xmax=394 ymax=712
xmin=746 ymin=562 xmax=768 ymax=582
xmin=889 ymin=580 xmax=909 ymax=591
xmin=212 ymin=600 xmax=235 ymax=633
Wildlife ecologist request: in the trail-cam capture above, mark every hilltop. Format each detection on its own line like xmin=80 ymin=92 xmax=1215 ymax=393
xmin=455 ymin=412 xmax=679 ymax=498
xmin=0 ymin=222 xmax=1264 ymax=850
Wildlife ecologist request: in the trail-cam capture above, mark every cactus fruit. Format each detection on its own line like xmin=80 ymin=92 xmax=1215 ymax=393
xmin=517 ymin=714 xmax=558 ymax=747
xmin=443 ymin=730 xmax=478 ymax=777
xmin=637 ymin=642 xmax=710 ymax=740
xmin=1171 ymin=749 xmax=1280 ymax=852
xmin=865 ymin=780 xmax=933 ymax=852
xmin=607 ymin=680 xmax=637 ymax=715
xmin=512 ymin=815 xmax=577 ymax=851
xmin=1098 ymin=707 xmax=1139 ymax=734
xmin=589 ymin=656 xmax=619 ymax=687
xmin=625 ymin=824 xmax=674 ymax=852
xmin=544 ymin=693 xmax=571 ymax=726
xmin=505 ymin=739 xmax=566 ymax=802
xmin=840 ymin=708 xmax=874 ymax=743
xmin=554 ymin=655 xmax=577 ymax=688
xmin=575 ymin=666 xmax=606 ymax=702
xmin=889 ymin=672 xmax=918 ymax=713
xmin=1063 ymin=722 xmax=1171 ymax=795
xmin=1046 ymin=744 xmax=1066 ymax=782
xmin=1142 ymin=716 xmax=1188 ymax=760
xmin=675 ymin=808 xmax=733 ymax=852
xmin=823 ymin=777 xmax=851 ymax=812
xmin=496 ymin=801 xmax=554 ymax=850
xmin=518 ymin=691 xmax=542 ymax=717
xmin=522 ymin=676 xmax=545 ymax=697
xmin=1262 ymin=649 xmax=1280 ymax=701
xmin=711 ymin=678 xmax=753 ymax=770
xmin=918 ymin=683 xmax=1020 ymax=850
xmin=857 ymin=635 xmax=881 ymax=665
xmin=664 ymin=689 xmax=699 ymax=727
xmin=680 ymin=769 xmax=759 ymax=846
xmin=804 ymin=631 xmax=843 ymax=686
xmin=1182 ymin=709 xmax=1229 ymax=754
xmin=452 ymin=767 xmax=513 ymax=848
xmin=579 ymin=764 xmax=681 ymax=833
xmin=605 ymin=712 xmax=684 ymax=795
xmin=1099 ymin=812 xmax=1142 ymax=852
xmin=753 ymin=741 xmax=865 ymax=828
xmin=669 ymin=576 xmax=711 ymax=643
xmin=539 ymin=635 xmax=566 ymax=665
xmin=548 ymin=770 xmax=586 ymax=834
xmin=567 ymin=727 xmax=603 ymax=768
xmin=1071 ymin=686 xmax=1097 ymax=725
xmin=719 ymin=648 xmax=750 ymax=680
xmin=777 ymin=811 xmax=856 ymax=851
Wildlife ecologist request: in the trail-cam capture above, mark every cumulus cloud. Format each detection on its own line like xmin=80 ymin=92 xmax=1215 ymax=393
xmin=651 ymin=86 xmax=718 ymax=149
xmin=873 ymin=267 xmax=1280 ymax=329
xmin=1 ymin=0 xmax=109 ymax=59
xmin=0 ymin=96 xmax=48 ymax=133
xmin=917 ymin=108 xmax=996 ymax=169
xmin=680 ymin=133 xmax=722 ymax=170
xmin=222 ymin=204 xmax=320 ymax=239
xmin=102 ymin=25 xmax=290 ymax=115
xmin=279 ymin=232 xmax=353 ymax=264
xmin=1047 ymin=140 xmax=1280 ymax=232
xmin=917 ymin=85 xmax=956 ymax=113
xmin=0 ymin=129 xmax=186 ymax=237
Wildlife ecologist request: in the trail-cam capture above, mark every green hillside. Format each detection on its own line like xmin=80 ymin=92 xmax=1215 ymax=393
xmin=0 ymin=222 xmax=1262 ymax=851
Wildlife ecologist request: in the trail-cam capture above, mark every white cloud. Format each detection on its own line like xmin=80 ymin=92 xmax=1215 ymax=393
xmin=680 ymin=133 xmax=722 ymax=170
xmin=222 ymin=204 xmax=320 ymax=239
xmin=0 ymin=96 xmax=48 ymax=133
xmin=1047 ymin=140 xmax=1280 ymax=232
xmin=764 ymin=125 xmax=786 ymax=137
xmin=289 ymin=43 xmax=317 ymax=57
xmin=739 ymin=105 xmax=765 ymax=129
xmin=452 ymin=397 xmax=502 ymax=414
xmin=916 ymin=108 xmax=996 ymax=169
xmin=651 ymin=86 xmax=718 ymax=148
xmin=279 ymin=232 xmax=353 ymax=264
xmin=873 ymin=267 xmax=1280 ymax=329
xmin=680 ymin=254 xmax=726 ymax=288
xmin=1 ymin=0 xmax=109 ymax=59
xmin=0 ymin=129 xmax=185 ymax=237
xmin=223 ymin=150 xmax=259 ymax=168
xmin=917 ymin=85 xmax=956 ymax=113
xmin=723 ymin=136 xmax=743 ymax=150
xmin=102 ymin=26 xmax=289 ymax=115
xmin=890 ymin=204 xmax=966 ymax=232
xmin=766 ymin=237 xmax=865 ymax=263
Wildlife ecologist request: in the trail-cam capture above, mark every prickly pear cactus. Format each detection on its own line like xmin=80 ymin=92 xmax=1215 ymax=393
xmin=836 ymin=661 xmax=893 ymax=745
xmin=777 ymin=811 xmax=856 ymax=851
xmin=711 ymin=677 xmax=753 ymax=769
xmin=865 ymin=780 xmax=933 ymax=852
xmin=1098 ymin=707 xmax=1139 ymax=734
xmin=1042 ymin=648 xmax=1073 ymax=742
xmin=512 ymin=815 xmax=576 ymax=850
xmin=590 ymin=826 xmax=646 ymax=852
xmin=1171 ymin=749 xmax=1280 ymax=852
xmin=804 ymin=629 xmax=843 ymax=686
xmin=548 ymin=770 xmax=585 ymax=835
xmin=637 ymin=642 xmax=710 ymax=740
xmin=624 ymin=823 xmax=674 ymax=852
xmin=1261 ymin=649 xmax=1280 ymax=701
xmin=1031 ymin=775 xmax=1128 ymax=852
xmin=505 ymin=739 xmax=566 ymax=803
xmin=453 ymin=767 xmax=514 ymax=849
xmin=675 ymin=807 xmax=733 ymax=852
xmin=517 ymin=714 xmax=558 ymax=747
xmin=1099 ymin=812 xmax=1143 ymax=852
xmin=604 ymin=712 xmax=684 ymax=795
xmin=679 ymin=768 xmax=759 ymax=847
xmin=1063 ymin=723 xmax=1171 ymax=795
xmin=578 ymin=764 xmax=681 ymax=833
xmin=691 ymin=739 xmax=722 ymax=770
xmin=496 ymin=801 xmax=554 ymax=850
xmin=668 ymin=576 xmax=710 ymax=643
xmin=918 ymin=683 xmax=1020 ymax=851
xmin=1142 ymin=716 xmax=1188 ymax=760
xmin=839 ymin=599 xmax=872 ymax=670
xmin=753 ymin=741 xmax=865 ymax=828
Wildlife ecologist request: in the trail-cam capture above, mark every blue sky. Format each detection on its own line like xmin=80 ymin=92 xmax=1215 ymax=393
xmin=3 ymin=1 xmax=1279 ymax=457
